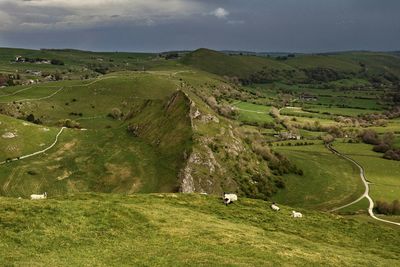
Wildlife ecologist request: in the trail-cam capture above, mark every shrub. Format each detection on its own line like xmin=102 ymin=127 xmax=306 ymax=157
xmin=383 ymin=149 xmax=400 ymax=161
xmin=373 ymin=143 xmax=391 ymax=153
xmin=51 ymin=59 xmax=65 ymax=65
xmin=361 ymin=130 xmax=380 ymax=145
xmin=108 ymin=108 xmax=123 ymax=120
xmin=58 ymin=119 xmax=80 ymax=129
xmin=374 ymin=200 xmax=400 ymax=215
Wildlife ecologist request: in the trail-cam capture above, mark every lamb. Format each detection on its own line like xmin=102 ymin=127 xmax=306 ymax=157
xmin=223 ymin=193 xmax=238 ymax=206
xmin=30 ymin=192 xmax=47 ymax=200
xmin=291 ymin=210 xmax=303 ymax=218
xmin=270 ymin=203 xmax=280 ymax=211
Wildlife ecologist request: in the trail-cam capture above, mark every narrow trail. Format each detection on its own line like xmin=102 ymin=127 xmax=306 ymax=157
xmin=327 ymin=144 xmax=400 ymax=226
xmin=0 ymin=87 xmax=64 ymax=104
xmin=0 ymin=127 xmax=66 ymax=165
xmin=0 ymin=76 xmax=119 ymax=104
xmin=0 ymin=86 xmax=34 ymax=98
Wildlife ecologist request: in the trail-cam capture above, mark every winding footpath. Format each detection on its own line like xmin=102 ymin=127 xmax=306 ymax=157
xmin=0 ymin=127 xmax=66 ymax=165
xmin=327 ymin=144 xmax=400 ymax=226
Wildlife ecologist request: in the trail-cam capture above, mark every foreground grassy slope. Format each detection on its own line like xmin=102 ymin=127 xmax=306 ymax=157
xmin=0 ymin=193 xmax=399 ymax=266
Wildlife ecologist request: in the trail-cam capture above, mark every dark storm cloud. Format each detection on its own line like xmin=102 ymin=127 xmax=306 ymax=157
xmin=0 ymin=0 xmax=399 ymax=52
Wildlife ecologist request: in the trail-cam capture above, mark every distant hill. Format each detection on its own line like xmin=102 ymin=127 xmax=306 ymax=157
xmin=181 ymin=48 xmax=400 ymax=84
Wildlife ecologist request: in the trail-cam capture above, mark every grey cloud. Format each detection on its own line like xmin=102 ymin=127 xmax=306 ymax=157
xmin=0 ymin=0 xmax=399 ymax=52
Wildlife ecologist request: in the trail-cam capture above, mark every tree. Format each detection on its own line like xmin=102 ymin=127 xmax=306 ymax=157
xmin=361 ymin=130 xmax=380 ymax=145
xmin=322 ymin=134 xmax=335 ymax=144
xmin=382 ymin=132 xmax=395 ymax=146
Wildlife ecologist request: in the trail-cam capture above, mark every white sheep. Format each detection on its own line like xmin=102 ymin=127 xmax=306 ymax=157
xmin=271 ymin=203 xmax=280 ymax=211
xmin=291 ymin=210 xmax=303 ymax=218
xmin=30 ymin=192 xmax=47 ymax=200
xmin=223 ymin=193 xmax=238 ymax=206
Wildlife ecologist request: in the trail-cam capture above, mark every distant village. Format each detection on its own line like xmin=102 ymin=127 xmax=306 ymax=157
xmin=13 ymin=56 xmax=52 ymax=65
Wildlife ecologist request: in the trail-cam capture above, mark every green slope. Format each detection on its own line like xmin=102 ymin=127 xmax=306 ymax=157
xmin=181 ymin=48 xmax=296 ymax=80
xmin=181 ymin=49 xmax=400 ymax=84
xmin=0 ymin=72 xmax=193 ymax=195
xmin=0 ymin=193 xmax=399 ymax=266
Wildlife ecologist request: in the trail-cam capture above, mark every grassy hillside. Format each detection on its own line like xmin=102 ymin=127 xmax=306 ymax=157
xmin=181 ymin=48 xmax=298 ymax=81
xmin=0 ymin=72 xmax=193 ymax=196
xmin=181 ymin=49 xmax=400 ymax=85
xmin=1 ymin=193 xmax=399 ymax=266
xmin=272 ymin=144 xmax=364 ymax=210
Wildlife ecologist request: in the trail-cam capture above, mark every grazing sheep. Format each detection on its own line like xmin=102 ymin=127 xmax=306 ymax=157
xmin=271 ymin=203 xmax=280 ymax=211
xmin=291 ymin=211 xmax=303 ymax=218
xmin=223 ymin=193 xmax=238 ymax=206
xmin=30 ymin=192 xmax=47 ymax=200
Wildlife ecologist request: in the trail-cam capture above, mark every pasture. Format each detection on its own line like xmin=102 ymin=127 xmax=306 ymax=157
xmin=0 ymin=193 xmax=399 ymax=266
xmin=271 ymin=144 xmax=364 ymax=211
xmin=232 ymin=101 xmax=274 ymax=124
xmin=332 ymin=142 xmax=400 ymax=202
xmin=0 ymin=114 xmax=59 ymax=160
xmin=0 ymin=71 xmax=192 ymax=196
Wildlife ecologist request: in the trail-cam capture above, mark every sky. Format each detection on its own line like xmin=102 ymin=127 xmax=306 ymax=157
xmin=0 ymin=0 xmax=399 ymax=53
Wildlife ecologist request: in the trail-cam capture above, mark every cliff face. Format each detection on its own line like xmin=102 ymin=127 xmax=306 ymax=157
xmin=178 ymin=88 xmax=273 ymax=198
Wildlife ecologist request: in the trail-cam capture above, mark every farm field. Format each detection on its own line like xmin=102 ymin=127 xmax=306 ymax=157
xmin=0 ymin=193 xmax=399 ymax=266
xmin=283 ymin=115 xmax=337 ymax=127
xmin=303 ymin=106 xmax=380 ymax=117
xmin=232 ymin=101 xmax=274 ymax=124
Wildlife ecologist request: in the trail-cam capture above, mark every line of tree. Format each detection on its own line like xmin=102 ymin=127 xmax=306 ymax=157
xmin=360 ymin=130 xmax=400 ymax=161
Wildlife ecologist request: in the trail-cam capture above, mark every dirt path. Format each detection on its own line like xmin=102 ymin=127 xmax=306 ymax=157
xmin=0 ymin=76 xmax=119 ymax=104
xmin=327 ymin=144 xmax=400 ymax=226
xmin=0 ymin=127 xmax=66 ymax=165
xmin=0 ymin=86 xmax=64 ymax=104
xmin=0 ymin=86 xmax=35 ymax=98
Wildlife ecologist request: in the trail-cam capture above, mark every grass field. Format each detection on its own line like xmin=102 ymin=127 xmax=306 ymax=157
xmin=304 ymin=106 xmax=380 ymax=117
xmin=0 ymin=193 xmax=399 ymax=266
xmin=271 ymin=144 xmax=364 ymax=211
xmin=232 ymin=101 xmax=274 ymax=124
xmin=332 ymin=142 xmax=400 ymax=202
xmin=0 ymin=114 xmax=60 ymax=160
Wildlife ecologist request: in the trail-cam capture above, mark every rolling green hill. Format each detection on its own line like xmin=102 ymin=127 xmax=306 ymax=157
xmin=1 ymin=193 xmax=399 ymax=266
xmin=1 ymin=47 xmax=400 ymax=234
xmin=181 ymin=48 xmax=400 ymax=85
